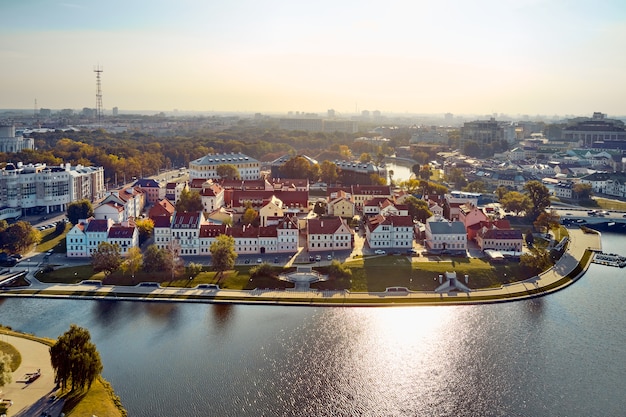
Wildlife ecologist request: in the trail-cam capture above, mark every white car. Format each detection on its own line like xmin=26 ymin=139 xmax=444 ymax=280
xmin=374 ymin=250 xmax=386 ymax=255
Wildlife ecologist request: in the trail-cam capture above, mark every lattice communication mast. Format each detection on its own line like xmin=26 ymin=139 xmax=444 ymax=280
xmin=94 ymin=65 xmax=103 ymax=123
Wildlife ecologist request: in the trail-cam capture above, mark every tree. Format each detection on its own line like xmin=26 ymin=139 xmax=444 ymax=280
xmin=175 ymin=189 xmax=203 ymax=212
xmin=279 ymin=156 xmax=319 ymax=181
xmin=369 ymin=173 xmax=387 ymax=185
xmin=143 ymin=244 xmax=172 ymax=273
xmin=573 ymin=183 xmax=592 ymax=200
xmin=446 ymin=167 xmax=467 ymax=189
xmin=500 ymin=191 xmax=532 ymax=215
xmin=216 ymin=164 xmax=240 ymax=180
xmin=135 ymin=218 xmax=154 ymax=244
xmin=242 ymin=207 xmax=258 ymax=225
xmin=313 ymin=200 xmax=327 ymax=216
xmin=419 ymin=165 xmax=431 ymax=181
xmin=50 ymin=324 xmax=103 ymax=391
xmin=210 ymin=234 xmax=237 ymax=278
xmin=524 ymin=180 xmax=551 ymax=221
xmin=360 ymin=153 xmax=372 ymax=163
xmin=67 ymin=199 xmax=94 ymax=225
xmin=534 ymin=210 xmax=560 ymax=233
xmin=495 ymin=185 xmax=509 ymax=200
xmin=411 ymin=163 xmax=421 ymax=177
xmin=388 ymin=169 xmax=395 ymax=186
xmin=463 ymin=140 xmax=481 ymax=157
xmin=186 ymin=262 xmax=203 ymax=278
xmin=520 ymin=248 xmax=553 ymax=275
xmin=404 ymin=196 xmax=432 ymax=222
xmin=120 ymin=247 xmax=143 ymax=282
xmin=91 ymin=242 xmax=122 ymax=276
xmin=524 ymin=229 xmax=535 ymax=247
xmin=0 ymin=353 xmax=12 ymax=388
xmin=463 ymin=180 xmax=486 ymax=193
xmin=2 ymin=221 xmax=41 ymax=253
xmin=402 ymin=178 xmax=421 ymax=194
xmin=319 ymin=160 xmax=339 ymax=185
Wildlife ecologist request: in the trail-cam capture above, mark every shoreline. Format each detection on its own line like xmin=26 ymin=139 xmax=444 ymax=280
xmin=1 ymin=227 xmax=602 ymax=307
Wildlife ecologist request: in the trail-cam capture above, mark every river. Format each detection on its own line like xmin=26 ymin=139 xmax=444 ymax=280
xmin=0 ymin=233 xmax=625 ymax=416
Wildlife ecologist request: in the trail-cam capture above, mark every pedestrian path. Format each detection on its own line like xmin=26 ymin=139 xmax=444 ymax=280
xmin=0 ymin=332 xmax=63 ymax=417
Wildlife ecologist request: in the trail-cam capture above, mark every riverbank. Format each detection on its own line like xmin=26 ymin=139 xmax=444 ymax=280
xmin=0 ymin=327 xmax=126 ymax=417
xmin=0 ymin=227 xmax=601 ymax=306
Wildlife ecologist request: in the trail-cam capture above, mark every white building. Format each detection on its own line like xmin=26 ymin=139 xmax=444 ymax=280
xmin=0 ymin=125 xmax=34 ymax=153
xmin=365 ymin=214 xmax=414 ymax=249
xmin=189 ymin=152 xmax=260 ymax=181
xmin=424 ymin=216 xmax=467 ymax=255
xmin=0 ymin=162 xmax=105 ymax=215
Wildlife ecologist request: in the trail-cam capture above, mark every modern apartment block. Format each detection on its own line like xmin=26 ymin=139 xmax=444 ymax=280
xmin=0 ymin=162 xmax=106 ymax=216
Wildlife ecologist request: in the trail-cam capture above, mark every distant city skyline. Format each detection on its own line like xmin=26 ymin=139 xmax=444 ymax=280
xmin=1 ymin=0 xmax=625 ymax=116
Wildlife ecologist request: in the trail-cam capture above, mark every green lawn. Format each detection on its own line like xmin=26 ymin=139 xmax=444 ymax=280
xmin=594 ymin=197 xmax=626 ymax=211
xmin=38 ymin=254 xmax=537 ymax=292
xmin=36 ymin=223 xmax=72 ymax=253
xmin=343 ymin=255 xmax=528 ymax=291
xmin=0 ymin=340 xmax=22 ymax=371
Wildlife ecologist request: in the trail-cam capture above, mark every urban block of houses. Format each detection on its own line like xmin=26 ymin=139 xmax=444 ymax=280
xmin=424 ymin=216 xmax=467 ymax=255
xmin=153 ymin=211 xmax=299 ymax=256
xmin=66 ymin=218 xmax=138 ymax=258
xmin=365 ymin=214 xmax=414 ymax=249
xmin=307 ymin=217 xmax=354 ymax=252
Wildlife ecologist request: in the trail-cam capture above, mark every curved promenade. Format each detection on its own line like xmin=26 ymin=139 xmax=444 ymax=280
xmin=0 ymin=332 xmax=63 ymax=417
xmin=1 ymin=227 xmax=602 ymax=307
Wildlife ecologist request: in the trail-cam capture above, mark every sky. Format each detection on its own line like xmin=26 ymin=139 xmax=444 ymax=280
xmin=1 ymin=0 xmax=625 ymax=117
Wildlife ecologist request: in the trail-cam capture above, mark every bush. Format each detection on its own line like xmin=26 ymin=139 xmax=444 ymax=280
xmin=249 ymin=262 xmax=276 ymax=279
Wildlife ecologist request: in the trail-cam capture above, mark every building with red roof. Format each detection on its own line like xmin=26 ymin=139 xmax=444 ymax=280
xmin=365 ymin=214 xmax=414 ymax=249
xmin=306 ymin=217 xmax=353 ymax=252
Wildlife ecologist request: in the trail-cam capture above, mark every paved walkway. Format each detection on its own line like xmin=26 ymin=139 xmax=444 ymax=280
xmin=0 ymin=333 xmax=64 ymax=417
xmin=1 ymin=227 xmax=603 ymax=307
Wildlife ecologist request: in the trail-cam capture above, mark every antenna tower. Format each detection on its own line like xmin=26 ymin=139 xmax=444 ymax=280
xmin=94 ymin=65 xmax=103 ymax=123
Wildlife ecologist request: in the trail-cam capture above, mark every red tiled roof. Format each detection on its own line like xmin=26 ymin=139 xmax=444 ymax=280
xmin=480 ymin=229 xmax=522 ymax=240
xmin=85 ymin=219 xmax=110 ymax=233
xmin=363 ymin=197 xmax=391 ymax=207
xmin=199 ymin=224 xmax=227 ymax=238
xmin=152 ymin=216 xmax=172 ymax=228
xmin=172 ymin=211 xmax=203 ymax=229
xmin=107 ymin=226 xmax=135 ymax=239
xmin=228 ymin=225 xmax=259 ymax=238
xmin=307 ymin=217 xmax=349 ymax=234
xmin=258 ymin=226 xmax=278 ymax=237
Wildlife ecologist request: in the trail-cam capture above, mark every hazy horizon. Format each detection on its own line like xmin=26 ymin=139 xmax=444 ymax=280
xmin=2 ymin=0 xmax=625 ymax=116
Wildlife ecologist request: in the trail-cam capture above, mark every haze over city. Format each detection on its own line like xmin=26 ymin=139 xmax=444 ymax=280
xmin=2 ymin=0 xmax=625 ymax=116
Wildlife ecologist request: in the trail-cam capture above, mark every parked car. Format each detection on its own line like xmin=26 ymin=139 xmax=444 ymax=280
xmin=374 ymin=250 xmax=386 ymax=255
xmin=327 ymin=254 xmax=332 ymax=260
xmin=315 ymin=255 xmax=321 ymax=262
